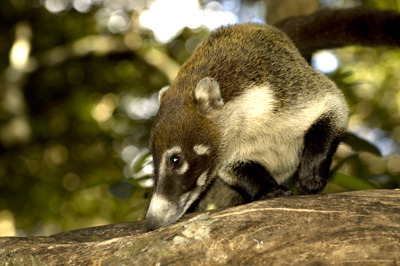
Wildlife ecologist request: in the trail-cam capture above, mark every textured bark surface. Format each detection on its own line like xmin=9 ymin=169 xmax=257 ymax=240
xmin=1 ymin=190 xmax=399 ymax=265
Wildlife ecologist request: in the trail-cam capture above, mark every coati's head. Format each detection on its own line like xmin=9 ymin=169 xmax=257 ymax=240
xmin=145 ymin=77 xmax=223 ymax=231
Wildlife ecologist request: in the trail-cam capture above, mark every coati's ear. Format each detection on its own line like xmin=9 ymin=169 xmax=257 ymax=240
xmin=158 ymin=86 xmax=169 ymax=104
xmin=194 ymin=77 xmax=224 ymax=111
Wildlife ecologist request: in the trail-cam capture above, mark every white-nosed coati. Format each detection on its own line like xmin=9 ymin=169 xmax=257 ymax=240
xmin=144 ymin=7 xmax=400 ymax=231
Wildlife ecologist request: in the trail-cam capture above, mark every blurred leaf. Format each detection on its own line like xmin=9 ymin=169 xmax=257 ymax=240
xmin=342 ymin=132 xmax=382 ymax=157
xmin=109 ymin=181 xmax=134 ymax=200
xmin=330 ymin=172 xmax=378 ymax=191
xmin=125 ymin=176 xmax=152 ymax=190
xmin=330 ymin=153 xmax=358 ymax=174
xmin=132 ymin=151 xmax=152 ymax=174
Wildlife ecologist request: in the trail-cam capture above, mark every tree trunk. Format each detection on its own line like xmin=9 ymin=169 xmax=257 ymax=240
xmin=264 ymin=0 xmax=319 ymax=25
xmin=1 ymin=190 xmax=399 ymax=265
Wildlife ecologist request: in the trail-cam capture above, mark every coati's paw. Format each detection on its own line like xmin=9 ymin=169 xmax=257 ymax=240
xmin=259 ymin=187 xmax=294 ymax=200
xmin=296 ymin=174 xmax=327 ymax=194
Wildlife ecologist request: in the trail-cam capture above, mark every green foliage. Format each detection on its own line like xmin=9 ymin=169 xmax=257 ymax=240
xmin=0 ymin=1 xmax=168 ymax=235
xmin=330 ymin=173 xmax=377 ymax=191
xmin=342 ymin=132 xmax=381 ymax=157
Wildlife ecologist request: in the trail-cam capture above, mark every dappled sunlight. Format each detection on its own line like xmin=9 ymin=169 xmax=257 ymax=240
xmin=139 ymin=0 xmax=238 ymax=43
xmin=96 ymin=8 xmax=131 ymax=34
xmin=72 ymin=35 xmax=126 ymax=56
xmin=1 ymin=22 xmax=32 ymax=147
xmin=43 ymin=0 xmax=69 ymax=13
xmin=0 ymin=210 xmax=16 ymax=237
xmin=311 ymin=51 xmax=339 ymax=73
xmin=10 ymin=39 xmax=30 ymax=70
xmin=62 ymin=173 xmax=81 ymax=192
xmin=124 ymin=92 xmax=159 ymax=120
xmin=91 ymin=93 xmax=118 ymax=123
xmin=139 ymin=0 xmax=203 ymax=43
xmin=0 ymin=116 xmax=31 ymax=147
xmin=202 ymin=1 xmax=238 ymax=29
xmin=341 ymin=46 xmax=400 ymax=132
xmin=43 ymin=142 xmax=69 ymax=166
xmin=72 ymin=0 xmax=92 ymax=13
xmin=142 ymin=48 xmax=180 ymax=81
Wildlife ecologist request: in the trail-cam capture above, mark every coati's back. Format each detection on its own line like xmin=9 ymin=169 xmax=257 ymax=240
xmin=170 ymin=23 xmax=344 ymax=113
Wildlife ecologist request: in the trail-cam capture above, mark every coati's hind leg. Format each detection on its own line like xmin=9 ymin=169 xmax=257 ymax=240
xmin=219 ymin=161 xmax=293 ymax=202
xmin=295 ymin=114 xmax=345 ymax=194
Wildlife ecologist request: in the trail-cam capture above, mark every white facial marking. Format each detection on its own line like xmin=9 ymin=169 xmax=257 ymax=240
xmin=178 ymin=191 xmax=190 ymax=206
xmin=176 ymin=161 xmax=189 ymax=175
xmin=146 ymin=193 xmax=175 ymax=221
xmin=193 ymin=144 xmax=211 ymax=155
xmin=179 ymin=189 xmax=202 ymax=212
xmin=165 ymin=146 xmax=182 ymax=155
xmin=196 ymin=171 xmax=208 ymax=187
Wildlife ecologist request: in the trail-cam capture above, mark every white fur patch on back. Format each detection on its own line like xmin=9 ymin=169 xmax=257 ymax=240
xmin=193 ymin=144 xmax=211 ymax=155
xmin=213 ymin=84 xmax=346 ymax=184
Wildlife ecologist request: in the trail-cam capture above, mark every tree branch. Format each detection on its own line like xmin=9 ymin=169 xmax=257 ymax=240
xmin=1 ymin=190 xmax=399 ymax=265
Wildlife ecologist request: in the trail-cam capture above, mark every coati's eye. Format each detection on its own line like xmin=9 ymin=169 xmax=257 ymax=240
xmin=170 ymin=154 xmax=181 ymax=167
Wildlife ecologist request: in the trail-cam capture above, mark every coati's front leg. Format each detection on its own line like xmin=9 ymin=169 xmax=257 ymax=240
xmin=295 ymin=115 xmax=345 ymax=194
xmin=219 ymin=161 xmax=293 ymax=202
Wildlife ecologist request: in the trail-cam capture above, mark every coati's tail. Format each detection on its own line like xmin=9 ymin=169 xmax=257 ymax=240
xmin=274 ymin=7 xmax=400 ymax=62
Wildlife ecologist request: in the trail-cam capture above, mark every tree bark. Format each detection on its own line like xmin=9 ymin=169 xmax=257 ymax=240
xmin=1 ymin=190 xmax=399 ymax=265
xmin=264 ymin=0 xmax=319 ymax=25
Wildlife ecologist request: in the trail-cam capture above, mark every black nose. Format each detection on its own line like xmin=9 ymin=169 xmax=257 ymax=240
xmin=144 ymin=225 xmax=154 ymax=232
xmin=144 ymin=220 xmax=157 ymax=232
